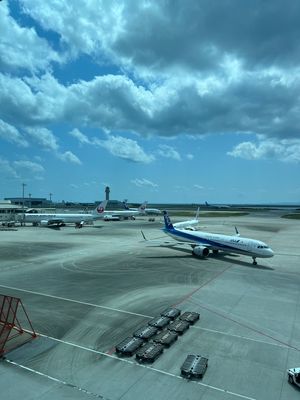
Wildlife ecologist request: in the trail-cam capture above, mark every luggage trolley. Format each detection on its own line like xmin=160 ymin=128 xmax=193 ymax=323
xmin=136 ymin=342 xmax=164 ymax=363
xmin=167 ymin=320 xmax=190 ymax=335
xmin=115 ymin=337 xmax=144 ymax=356
xmin=179 ymin=311 xmax=200 ymax=325
xmin=181 ymin=354 xmax=208 ymax=379
xmin=133 ymin=325 xmax=158 ymax=340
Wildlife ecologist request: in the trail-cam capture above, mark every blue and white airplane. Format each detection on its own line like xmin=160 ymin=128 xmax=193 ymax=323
xmin=173 ymin=208 xmax=200 ymax=230
xmin=162 ymin=211 xmax=274 ymax=265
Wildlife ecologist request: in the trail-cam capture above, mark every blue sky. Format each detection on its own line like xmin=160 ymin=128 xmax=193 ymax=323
xmin=1 ymin=0 xmax=300 ymax=204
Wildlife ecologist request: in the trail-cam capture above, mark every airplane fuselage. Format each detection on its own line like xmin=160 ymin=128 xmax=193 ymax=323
xmin=24 ymin=213 xmax=96 ymax=224
xmin=163 ymin=227 xmax=274 ymax=259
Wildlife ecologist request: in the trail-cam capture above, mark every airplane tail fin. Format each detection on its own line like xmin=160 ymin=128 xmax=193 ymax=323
xmin=138 ymin=201 xmax=148 ymax=213
xmin=92 ymin=200 xmax=108 ymax=216
xmin=163 ymin=211 xmax=174 ymax=230
xmin=205 ymin=201 xmax=209 ymax=206
xmin=123 ymin=200 xmax=130 ymax=210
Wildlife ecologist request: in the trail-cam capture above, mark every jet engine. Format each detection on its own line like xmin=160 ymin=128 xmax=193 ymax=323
xmin=192 ymin=246 xmax=209 ymax=257
xmin=40 ymin=220 xmax=49 ymax=226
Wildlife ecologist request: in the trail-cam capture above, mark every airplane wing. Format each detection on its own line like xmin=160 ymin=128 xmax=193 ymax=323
xmin=140 ymin=231 xmax=213 ymax=249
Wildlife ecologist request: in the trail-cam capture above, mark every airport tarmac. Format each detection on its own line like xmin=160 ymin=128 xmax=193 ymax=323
xmin=0 ymin=211 xmax=300 ymax=400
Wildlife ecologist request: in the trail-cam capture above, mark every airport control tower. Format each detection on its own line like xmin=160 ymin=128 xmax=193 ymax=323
xmin=105 ymin=186 xmax=110 ymax=200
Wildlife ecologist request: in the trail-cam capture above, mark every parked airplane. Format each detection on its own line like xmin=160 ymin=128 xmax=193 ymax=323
xmin=23 ymin=200 xmax=108 ymax=228
xmin=123 ymin=200 xmax=161 ymax=215
xmin=173 ymin=208 xmax=200 ymax=230
xmin=205 ymin=201 xmax=230 ymax=209
xmin=103 ymin=201 xmax=147 ymax=220
xmin=161 ymin=211 xmax=274 ymax=265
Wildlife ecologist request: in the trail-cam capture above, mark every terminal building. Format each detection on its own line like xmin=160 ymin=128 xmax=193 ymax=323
xmin=4 ymin=197 xmax=51 ymax=208
xmin=0 ymin=200 xmax=24 ymax=224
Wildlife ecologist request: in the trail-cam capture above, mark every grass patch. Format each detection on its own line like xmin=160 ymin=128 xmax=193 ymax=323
xmin=170 ymin=211 xmax=249 ymax=218
xmin=281 ymin=213 xmax=300 ymax=219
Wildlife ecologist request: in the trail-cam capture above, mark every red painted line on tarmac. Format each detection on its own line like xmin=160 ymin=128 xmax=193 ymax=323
xmin=172 ymin=264 xmax=233 ymax=308
xmin=196 ymin=303 xmax=300 ymax=353
xmin=106 ymin=346 xmax=116 ymax=355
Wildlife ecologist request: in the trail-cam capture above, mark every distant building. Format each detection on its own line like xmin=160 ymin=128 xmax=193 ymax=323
xmin=5 ymin=197 xmax=51 ymax=208
xmin=105 ymin=186 xmax=110 ymax=200
xmin=0 ymin=200 xmax=24 ymax=223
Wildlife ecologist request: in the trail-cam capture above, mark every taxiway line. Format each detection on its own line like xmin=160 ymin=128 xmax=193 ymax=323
xmin=6 ymin=332 xmax=256 ymax=400
xmin=0 ymin=284 xmax=152 ymax=318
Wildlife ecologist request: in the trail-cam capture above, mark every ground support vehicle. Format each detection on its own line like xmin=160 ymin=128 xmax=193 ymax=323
xmin=153 ymin=330 xmax=178 ymax=347
xmin=179 ymin=311 xmax=200 ymax=324
xmin=148 ymin=316 xmax=171 ymax=330
xmin=160 ymin=307 xmax=181 ymax=320
xmin=181 ymin=355 xmax=208 ymax=379
xmin=133 ymin=325 xmax=158 ymax=340
xmin=167 ymin=320 xmax=189 ymax=335
xmin=287 ymin=367 xmax=300 ymax=387
xmin=115 ymin=337 xmax=144 ymax=356
xmin=135 ymin=343 xmax=164 ymax=363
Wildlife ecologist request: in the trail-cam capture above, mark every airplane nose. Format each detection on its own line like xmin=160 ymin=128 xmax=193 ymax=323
xmin=268 ymin=248 xmax=274 ymax=257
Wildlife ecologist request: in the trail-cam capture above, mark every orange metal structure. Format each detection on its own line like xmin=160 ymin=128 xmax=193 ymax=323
xmin=0 ymin=294 xmax=36 ymax=356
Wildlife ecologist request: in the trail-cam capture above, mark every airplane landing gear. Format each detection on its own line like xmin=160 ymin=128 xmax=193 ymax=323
xmin=252 ymin=257 xmax=257 ymax=265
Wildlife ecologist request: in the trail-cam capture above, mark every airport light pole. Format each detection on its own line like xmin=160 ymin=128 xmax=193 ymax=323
xmin=22 ymin=183 xmax=26 ymax=226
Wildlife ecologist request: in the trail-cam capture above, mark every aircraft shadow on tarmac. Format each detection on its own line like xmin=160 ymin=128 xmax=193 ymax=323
xmin=142 ymin=244 xmax=274 ymax=270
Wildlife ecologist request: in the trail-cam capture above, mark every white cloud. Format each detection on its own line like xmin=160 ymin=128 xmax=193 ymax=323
xmin=0 ymin=1 xmax=61 ymax=73
xmin=25 ymin=126 xmax=81 ymax=164
xmin=131 ymin=178 xmax=158 ymax=189
xmin=95 ymin=135 xmax=155 ymax=163
xmin=69 ymin=128 xmax=91 ymax=144
xmin=26 ymin=127 xmax=59 ymax=151
xmin=0 ymin=119 xmax=28 ymax=147
xmin=0 ymin=157 xmax=18 ymax=178
xmin=194 ymin=184 xmax=204 ymax=190
xmin=157 ymin=145 xmax=181 ymax=161
xmin=13 ymin=160 xmax=44 ymax=173
xmin=228 ymin=138 xmax=300 ymax=163
xmin=1 ymin=0 xmax=300 ymax=167
xmin=186 ymin=154 xmax=194 ymax=160
xmin=59 ymin=151 xmax=82 ymax=165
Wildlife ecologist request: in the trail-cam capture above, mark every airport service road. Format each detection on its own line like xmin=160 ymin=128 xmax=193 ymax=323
xmin=0 ymin=213 xmax=300 ymax=400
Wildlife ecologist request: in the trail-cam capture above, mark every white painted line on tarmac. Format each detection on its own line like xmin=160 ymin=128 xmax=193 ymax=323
xmin=191 ymin=325 xmax=288 ymax=349
xmin=5 ymin=359 xmax=108 ymax=399
xmin=0 ymin=284 xmax=152 ymax=318
xmin=0 ymin=284 xmax=289 ymax=351
xmin=9 ymin=331 xmax=256 ymax=400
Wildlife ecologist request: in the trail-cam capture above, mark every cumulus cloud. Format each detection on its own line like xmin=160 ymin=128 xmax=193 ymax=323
xmin=157 ymin=145 xmax=181 ymax=161
xmin=0 ymin=0 xmax=300 ymax=165
xmin=69 ymin=128 xmax=91 ymax=144
xmin=0 ymin=2 xmax=61 ymax=73
xmin=187 ymin=154 xmax=194 ymax=160
xmin=26 ymin=127 xmax=59 ymax=151
xmin=13 ymin=160 xmax=45 ymax=173
xmin=25 ymin=127 xmax=81 ymax=164
xmin=228 ymin=138 xmax=300 ymax=163
xmin=59 ymin=151 xmax=82 ymax=165
xmin=19 ymin=1 xmax=300 ymax=74
xmin=131 ymin=178 xmax=158 ymax=189
xmin=95 ymin=135 xmax=155 ymax=163
xmin=0 ymin=119 xmax=28 ymax=147
xmin=0 ymin=157 xmax=18 ymax=178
